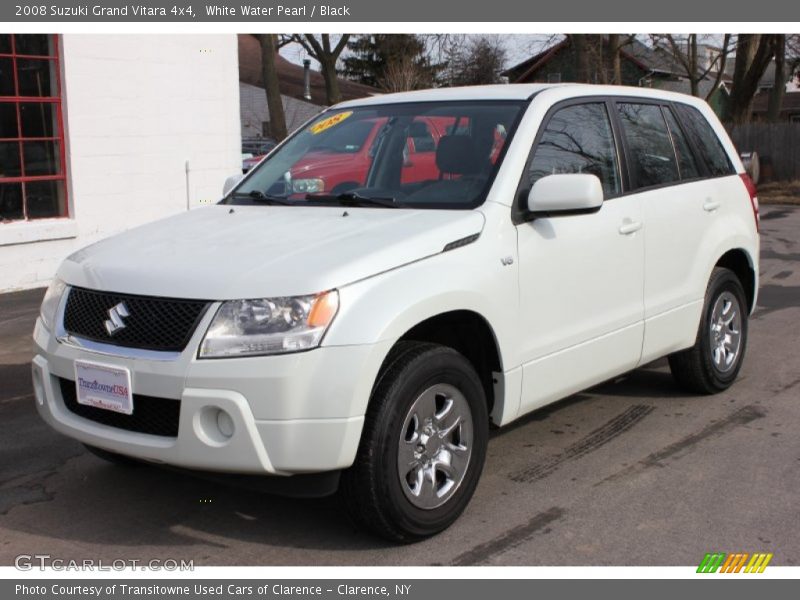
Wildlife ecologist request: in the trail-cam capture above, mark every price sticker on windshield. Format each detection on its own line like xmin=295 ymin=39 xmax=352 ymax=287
xmin=309 ymin=111 xmax=353 ymax=135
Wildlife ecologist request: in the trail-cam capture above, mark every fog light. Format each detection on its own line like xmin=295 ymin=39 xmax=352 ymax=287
xmin=195 ymin=406 xmax=235 ymax=446
xmin=216 ymin=409 xmax=235 ymax=438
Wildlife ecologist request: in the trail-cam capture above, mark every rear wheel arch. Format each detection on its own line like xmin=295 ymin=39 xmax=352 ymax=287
xmin=714 ymin=248 xmax=756 ymax=313
xmin=669 ymin=266 xmax=749 ymax=393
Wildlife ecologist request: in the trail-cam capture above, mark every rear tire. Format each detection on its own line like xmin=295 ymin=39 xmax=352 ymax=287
xmin=340 ymin=341 xmax=488 ymax=542
xmin=668 ymin=267 xmax=749 ymax=394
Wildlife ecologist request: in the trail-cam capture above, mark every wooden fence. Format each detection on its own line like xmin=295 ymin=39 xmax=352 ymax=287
xmin=728 ymin=123 xmax=800 ymax=182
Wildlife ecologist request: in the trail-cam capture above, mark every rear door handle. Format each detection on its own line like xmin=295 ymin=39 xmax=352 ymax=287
xmin=703 ymin=199 xmax=721 ymax=212
xmin=618 ymin=220 xmax=643 ymax=235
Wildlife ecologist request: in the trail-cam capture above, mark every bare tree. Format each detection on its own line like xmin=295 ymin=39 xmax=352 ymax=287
xmin=652 ymin=34 xmax=732 ymax=99
xmin=704 ymin=35 xmax=734 ymax=102
xmin=422 ymin=34 xmax=467 ymax=69
xmin=607 ymin=34 xmax=622 ymax=85
xmin=768 ymin=35 xmax=787 ymax=122
xmin=605 ymin=35 xmax=639 ymax=85
xmin=380 ymin=56 xmax=427 ymax=92
xmin=292 ymin=34 xmax=351 ymax=105
xmin=730 ymin=34 xmax=778 ymax=124
xmin=254 ymin=34 xmax=287 ymax=141
xmin=569 ymin=34 xmax=593 ymax=83
xmin=788 ymin=34 xmax=800 ymax=86
xmin=527 ymin=34 xmax=563 ymax=56
xmin=566 ymin=35 xmax=609 ymax=83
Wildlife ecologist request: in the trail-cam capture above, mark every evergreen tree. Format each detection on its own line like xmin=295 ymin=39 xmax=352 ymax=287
xmin=445 ymin=36 xmax=508 ymax=87
xmin=342 ymin=35 xmax=442 ymax=91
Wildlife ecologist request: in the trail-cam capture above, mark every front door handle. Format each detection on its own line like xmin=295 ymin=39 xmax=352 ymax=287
xmin=618 ymin=220 xmax=643 ymax=235
xmin=703 ymin=199 xmax=721 ymax=212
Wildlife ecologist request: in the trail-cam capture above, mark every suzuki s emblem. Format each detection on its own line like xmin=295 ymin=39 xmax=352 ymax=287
xmin=104 ymin=302 xmax=130 ymax=336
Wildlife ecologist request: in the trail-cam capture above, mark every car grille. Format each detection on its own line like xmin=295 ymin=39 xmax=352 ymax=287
xmin=59 ymin=377 xmax=180 ymax=437
xmin=63 ymin=287 xmax=210 ymax=352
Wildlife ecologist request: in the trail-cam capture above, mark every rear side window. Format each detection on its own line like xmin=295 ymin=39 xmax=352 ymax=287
xmin=528 ymin=103 xmax=621 ymax=197
xmin=663 ymin=108 xmax=700 ymax=180
xmin=617 ymin=103 xmax=679 ymax=189
xmin=674 ymin=104 xmax=735 ymax=177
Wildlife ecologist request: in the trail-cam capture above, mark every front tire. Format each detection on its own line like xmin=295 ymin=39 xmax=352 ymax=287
xmin=340 ymin=342 xmax=488 ymax=542
xmin=668 ymin=267 xmax=749 ymax=394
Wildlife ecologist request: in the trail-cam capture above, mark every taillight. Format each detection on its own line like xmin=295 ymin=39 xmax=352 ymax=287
xmin=740 ymin=173 xmax=759 ymax=232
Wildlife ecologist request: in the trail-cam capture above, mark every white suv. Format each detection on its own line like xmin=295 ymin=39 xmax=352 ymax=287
xmin=33 ymin=84 xmax=759 ymax=542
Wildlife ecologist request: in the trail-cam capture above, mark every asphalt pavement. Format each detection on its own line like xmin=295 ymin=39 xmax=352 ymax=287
xmin=1 ymin=205 xmax=798 ymax=566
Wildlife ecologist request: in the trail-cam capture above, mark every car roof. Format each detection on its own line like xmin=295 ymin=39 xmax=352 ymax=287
xmin=334 ymin=83 xmax=710 ymax=110
xmin=335 ymin=84 xmax=553 ymax=107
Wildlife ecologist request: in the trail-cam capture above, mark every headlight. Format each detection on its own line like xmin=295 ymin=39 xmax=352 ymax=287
xmin=198 ymin=290 xmax=339 ymax=358
xmin=292 ymin=178 xmax=324 ymax=194
xmin=39 ymin=278 xmax=67 ymax=332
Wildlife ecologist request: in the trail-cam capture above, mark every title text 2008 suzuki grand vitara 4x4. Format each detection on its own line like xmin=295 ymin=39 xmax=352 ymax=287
xmin=33 ymin=84 xmax=759 ymax=542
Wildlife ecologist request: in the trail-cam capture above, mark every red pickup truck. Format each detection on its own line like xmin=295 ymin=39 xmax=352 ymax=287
xmin=247 ymin=115 xmax=506 ymax=196
xmin=286 ymin=116 xmax=450 ymax=195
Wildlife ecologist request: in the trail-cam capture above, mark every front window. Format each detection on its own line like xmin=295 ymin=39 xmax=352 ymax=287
xmin=227 ymin=101 xmax=524 ymax=209
xmin=0 ymin=34 xmax=68 ymax=222
xmin=528 ymin=102 xmax=621 ymax=197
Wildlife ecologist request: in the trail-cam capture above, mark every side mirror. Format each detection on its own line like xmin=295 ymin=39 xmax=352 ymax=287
xmin=223 ymin=174 xmax=244 ymax=197
xmin=527 ymin=174 xmax=604 ymax=216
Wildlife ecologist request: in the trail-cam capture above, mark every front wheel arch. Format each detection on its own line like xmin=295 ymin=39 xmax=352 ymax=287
xmin=388 ymin=310 xmax=503 ymax=422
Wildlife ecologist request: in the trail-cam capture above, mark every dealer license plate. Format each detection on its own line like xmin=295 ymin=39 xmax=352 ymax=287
xmin=74 ymin=360 xmax=133 ymax=415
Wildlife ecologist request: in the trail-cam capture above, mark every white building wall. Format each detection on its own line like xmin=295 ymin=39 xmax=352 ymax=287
xmin=0 ymin=34 xmax=242 ymax=292
xmin=239 ymin=82 xmax=323 ymax=138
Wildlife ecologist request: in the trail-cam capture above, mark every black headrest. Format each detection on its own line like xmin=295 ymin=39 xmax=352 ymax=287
xmin=436 ymin=136 xmax=485 ymax=175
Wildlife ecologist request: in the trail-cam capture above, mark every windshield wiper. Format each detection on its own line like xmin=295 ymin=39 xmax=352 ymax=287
xmin=306 ymin=191 xmax=405 ymax=209
xmin=230 ymin=190 xmax=293 ymax=205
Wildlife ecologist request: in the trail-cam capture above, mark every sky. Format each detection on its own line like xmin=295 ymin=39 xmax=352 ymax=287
xmin=278 ymin=34 xmax=797 ymax=91
xmin=279 ymin=34 xmax=557 ymax=73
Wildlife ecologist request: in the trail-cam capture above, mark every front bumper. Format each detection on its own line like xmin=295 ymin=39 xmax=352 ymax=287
xmin=32 ymin=315 xmax=390 ymax=476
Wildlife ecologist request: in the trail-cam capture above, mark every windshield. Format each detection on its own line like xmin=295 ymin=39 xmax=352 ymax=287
xmin=309 ymin=119 xmax=375 ymax=153
xmin=226 ymin=100 xmax=525 ymax=209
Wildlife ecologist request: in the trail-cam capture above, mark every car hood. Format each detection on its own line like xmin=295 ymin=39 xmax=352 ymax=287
xmin=58 ymin=205 xmax=485 ymax=299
